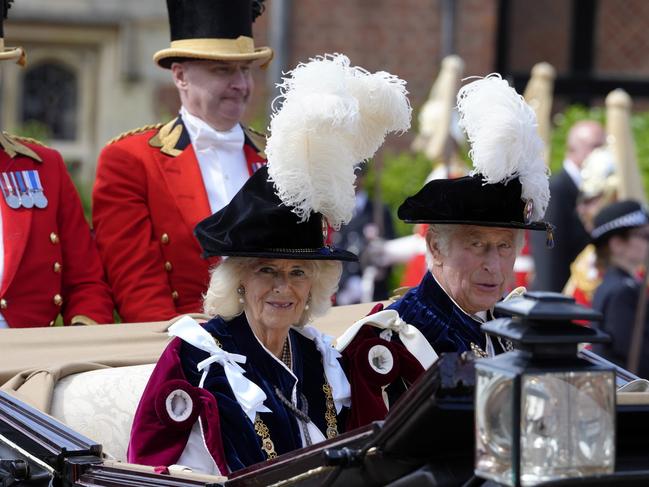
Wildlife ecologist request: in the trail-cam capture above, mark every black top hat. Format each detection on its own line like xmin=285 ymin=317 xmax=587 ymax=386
xmin=591 ymin=200 xmax=649 ymax=244
xmin=398 ymin=174 xmax=549 ymax=232
xmin=0 ymin=1 xmax=25 ymax=65
xmin=154 ymin=0 xmax=273 ymax=69
xmin=195 ymin=167 xmax=358 ymax=262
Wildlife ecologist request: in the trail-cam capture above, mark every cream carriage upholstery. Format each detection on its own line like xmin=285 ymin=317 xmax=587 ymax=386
xmin=50 ymin=363 xmax=155 ymax=460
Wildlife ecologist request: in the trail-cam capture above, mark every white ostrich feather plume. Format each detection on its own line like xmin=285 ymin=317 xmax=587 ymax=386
xmin=266 ymin=53 xmax=412 ymax=229
xmin=457 ymin=74 xmax=550 ymax=221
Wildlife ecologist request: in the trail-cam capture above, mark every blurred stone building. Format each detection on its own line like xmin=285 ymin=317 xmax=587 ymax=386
xmin=1 ymin=0 xmax=648 ymax=182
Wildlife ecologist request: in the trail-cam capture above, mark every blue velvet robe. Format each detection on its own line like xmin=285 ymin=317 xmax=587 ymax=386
xmin=180 ymin=314 xmax=343 ymax=472
xmin=387 ymin=271 xmax=505 ymax=354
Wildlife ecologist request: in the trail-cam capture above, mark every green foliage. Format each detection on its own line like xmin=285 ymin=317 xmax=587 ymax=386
xmin=13 ymin=120 xmax=52 ymax=142
xmin=365 ymin=151 xmax=433 ymax=237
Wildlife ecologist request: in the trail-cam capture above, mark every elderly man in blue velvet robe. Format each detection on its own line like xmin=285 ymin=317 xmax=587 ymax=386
xmin=386 ymin=75 xmax=554 ymax=358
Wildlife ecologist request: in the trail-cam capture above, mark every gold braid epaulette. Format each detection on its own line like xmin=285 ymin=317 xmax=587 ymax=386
xmin=243 ymin=126 xmax=267 ymax=157
xmin=10 ymin=134 xmax=47 ymax=147
xmin=245 ymin=126 xmax=266 ymax=138
xmin=106 ymin=123 xmax=164 ymax=145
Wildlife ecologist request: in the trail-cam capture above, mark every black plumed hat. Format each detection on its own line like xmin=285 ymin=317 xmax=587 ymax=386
xmin=154 ymin=0 xmax=272 ymax=69
xmin=195 ymin=166 xmax=357 ymax=262
xmin=591 ymin=200 xmax=649 ymax=244
xmin=397 ymin=74 xmax=553 ymax=238
xmin=195 ymin=54 xmax=412 ymax=263
xmin=398 ymin=174 xmax=548 ymax=231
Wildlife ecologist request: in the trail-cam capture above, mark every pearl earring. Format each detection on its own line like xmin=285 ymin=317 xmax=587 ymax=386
xmin=305 ymin=294 xmax=312 ymax=311
xmin=237 ymin=286 xmax=245 ymax=304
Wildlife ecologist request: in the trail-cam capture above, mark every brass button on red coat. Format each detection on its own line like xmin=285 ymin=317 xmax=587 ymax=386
xmin=171 ymin=291 xmax=179 ymax=301
xmin=49 ymin=320 xmax=55 ymax=327
xmin=164 ymin=261 xmax=172 ymax=272
xmin=53 ymin=294 xmax=63 ymax=306
xmin=50 ymin=232 xmax=59 ymax=244
xmin=53 ymin=262 xmax=62 ymax=273
xmin=161 ymin=233 xmax=170 ymax=245
xmin=0 ymin=299 xmax=7 ymax=310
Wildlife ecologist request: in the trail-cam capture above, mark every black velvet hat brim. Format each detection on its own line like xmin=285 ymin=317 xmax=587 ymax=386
xmin=398 ymin=218 xmax=550 ymax=232
xmin=398 ymin=174 xmax=551 ymax=231
xmin=202 ymin=247 xmax=359 ymax=262
xmin=195 ymin=166 xmax=359 ymax=263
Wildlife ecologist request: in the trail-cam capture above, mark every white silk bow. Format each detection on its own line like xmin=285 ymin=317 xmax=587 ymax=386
xmin=294 ymin=326 xmax=352 ymax=413
xmin=192 ymin=126 xmax=244 ymax=156
xmin=168 ymin=316 xmax=271 ymax=423
xmin=335 ymin=309 xmax=438 ymax=369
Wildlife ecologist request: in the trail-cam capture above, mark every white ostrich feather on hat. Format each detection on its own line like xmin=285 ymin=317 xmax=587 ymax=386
xmin=457 ymin=74 xmax=550 ymax=221
xmin=266 ymin=53 xmax=411 ymax=229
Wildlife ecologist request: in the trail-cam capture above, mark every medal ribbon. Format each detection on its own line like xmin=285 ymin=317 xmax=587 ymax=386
xmin=14 ymin=171 xmax=27 ymax=195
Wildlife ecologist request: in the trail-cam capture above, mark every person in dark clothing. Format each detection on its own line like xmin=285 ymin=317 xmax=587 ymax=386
xmin=531 ymin=120 xmax=605 ymax=292
xmin=591 ymin=200 xmax=649 ymax=378
xmin=334 ymin=171 xmax=396 ymax=304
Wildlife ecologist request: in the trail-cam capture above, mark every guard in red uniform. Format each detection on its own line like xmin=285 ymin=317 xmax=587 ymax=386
xmin=0 ymin=2 xmax=113 ymax=327
xmin=92 ymin=0 xmax=272 ymax=323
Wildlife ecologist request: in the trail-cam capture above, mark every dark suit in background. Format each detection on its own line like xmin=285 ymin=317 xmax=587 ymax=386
xmin=335 ymin=193 xmax=396 ymax=303
xmin=530 ymin=168 xmax=591 ymax=292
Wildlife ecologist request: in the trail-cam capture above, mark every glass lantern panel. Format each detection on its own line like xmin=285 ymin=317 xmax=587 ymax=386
xmin=475 ymin=368 xmax=516 ymax=486
xmin=520 ymin=371 xmax=615 ymax=486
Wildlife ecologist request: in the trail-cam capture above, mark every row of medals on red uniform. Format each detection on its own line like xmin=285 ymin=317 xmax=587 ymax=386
xmin=0 ymin=170 xmax=48 ymax=208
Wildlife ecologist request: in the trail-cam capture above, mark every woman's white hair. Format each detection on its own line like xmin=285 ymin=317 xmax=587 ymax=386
xmin=203 ymin=257 xmax=342 ymax=327
xmin=425 ymin=224 xmax=525 ymax=270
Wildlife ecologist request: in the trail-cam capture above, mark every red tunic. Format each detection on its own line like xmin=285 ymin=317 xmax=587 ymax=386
xmin=0 ymin=136 xmax=113 ymax=327
xmin=92 ymin=118 xmax=266 ymax=323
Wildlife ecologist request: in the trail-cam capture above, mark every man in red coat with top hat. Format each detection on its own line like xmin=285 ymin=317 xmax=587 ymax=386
xmin=93 ymin=0 xmax=272 ymax=323
xmin=0 ymin=1 xmax=113 ymax=327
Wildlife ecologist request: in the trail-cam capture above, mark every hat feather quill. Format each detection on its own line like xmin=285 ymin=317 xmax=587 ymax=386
xmin=457 ymin=74 xmax=550 ymax=221
xmin=266 ymin=53 xmax=412 ymax=229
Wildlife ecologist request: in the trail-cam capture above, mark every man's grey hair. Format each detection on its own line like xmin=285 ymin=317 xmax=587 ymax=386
xmin=203 ymin=257 xmax=342 ymax=327
xmin=425 ymin=224 xmax=525 ymax=270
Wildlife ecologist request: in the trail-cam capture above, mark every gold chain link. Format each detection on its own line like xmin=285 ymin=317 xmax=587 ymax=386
xmin=254 ymin=415 xmax=277 ymax=459
xmin=322 ymin=380 xmax=338 ymax=439
xmin=470 ymin=342 xmax=489 ymax=358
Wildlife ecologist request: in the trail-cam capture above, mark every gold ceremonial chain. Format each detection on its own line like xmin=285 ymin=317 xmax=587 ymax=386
xmin=322 ymin=379 xmax=338 ymax=439
xmin=254 ymin=415 xmax=278 ymax=459
xmin=470 ymin=342 xmax=489 ymax=358
xmin=281 ymin=339 xmax=292 ymax=369
xmin=210 ymin=334 xmax=223 ymax=349
xmin=208 ymin=334 xmax=277 ymax=459
xmin=470 ymin=337 xmax=514 ymax=358
xmin=269 ymin=248 xmax=322 ymax=253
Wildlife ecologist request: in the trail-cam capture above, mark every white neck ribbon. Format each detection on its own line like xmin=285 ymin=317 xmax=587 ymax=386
xmin=168 ymin=316 xmax=271 ymax=423
xmin=336 ymin=309 xmax=438 ymax=369
xmin=294 ymin=325 xmax=352 ymax=414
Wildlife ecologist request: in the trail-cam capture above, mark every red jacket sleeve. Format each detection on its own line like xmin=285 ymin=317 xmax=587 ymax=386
xmin=92 ymin=140 xmax=178 ymax=322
